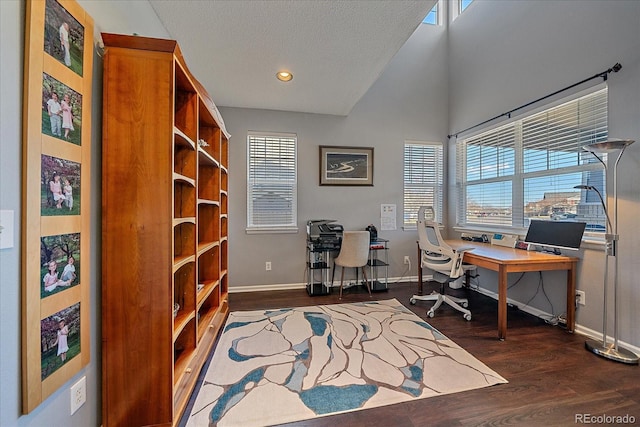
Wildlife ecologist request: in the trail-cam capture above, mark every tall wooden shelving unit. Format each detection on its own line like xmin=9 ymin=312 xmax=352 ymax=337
xmin=101 ymin=34 xmax=230 ymax=427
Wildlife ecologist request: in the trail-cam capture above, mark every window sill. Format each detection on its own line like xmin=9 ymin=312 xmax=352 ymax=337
xmin=453 ymin=225 xmax=527 ymax=237
xmin=453 ymin=225 xmax=606 ymax=250
xmin=246 ymin=226 xmax=299 ymax=235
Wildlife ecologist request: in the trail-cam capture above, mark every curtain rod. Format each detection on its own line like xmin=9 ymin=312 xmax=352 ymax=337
xmin=448 ymin=62 xmax=622 ymax=139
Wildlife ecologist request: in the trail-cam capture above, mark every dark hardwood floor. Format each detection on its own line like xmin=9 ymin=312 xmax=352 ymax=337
xmin=187 ymin=282 xmax=640 ymax=427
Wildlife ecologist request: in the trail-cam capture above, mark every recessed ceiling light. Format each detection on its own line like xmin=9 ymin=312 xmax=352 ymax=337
xmin=276 ymin=71 xmax=293 ymax=82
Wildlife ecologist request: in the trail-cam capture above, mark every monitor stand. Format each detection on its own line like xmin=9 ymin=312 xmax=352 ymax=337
xmin=540 ymin=246 xmax=562 ymax=255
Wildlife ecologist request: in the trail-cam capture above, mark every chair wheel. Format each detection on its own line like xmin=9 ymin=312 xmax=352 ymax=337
xmin=464 ymin=313 xmax=472 ymax=321
xmin=427 ymin=310 xmax=435 ymax=318
xmin=409 ymin=298 xmax=416 ymax=305
xmin=461 ymin=302 xmax=469 ymax=308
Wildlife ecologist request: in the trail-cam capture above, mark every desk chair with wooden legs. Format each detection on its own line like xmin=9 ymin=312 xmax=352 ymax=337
xmin=410 ymin=207 xmax=475 ymax=320
xmin=334 ymin=231 xmax=372 ymax=299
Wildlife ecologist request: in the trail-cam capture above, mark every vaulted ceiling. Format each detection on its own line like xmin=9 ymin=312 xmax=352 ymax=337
xmin=149 ymin=1 xmax=435 ymax=116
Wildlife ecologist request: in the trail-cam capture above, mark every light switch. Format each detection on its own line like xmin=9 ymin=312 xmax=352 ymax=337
xmin=0 ymin=210 xmax=14 ymax=249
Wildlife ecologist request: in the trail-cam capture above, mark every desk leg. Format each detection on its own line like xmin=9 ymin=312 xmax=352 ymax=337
xmin=566 ymin=263 xmax=576 ymax=333
xmin=498 ymin=265 xmax=508 ymax=340
xmin=417 ymin=242 xmax=423 ymax=296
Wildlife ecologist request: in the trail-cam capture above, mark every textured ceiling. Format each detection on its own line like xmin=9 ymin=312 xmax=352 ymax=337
xmin=149 ymin=0 xmax=435 ymax=116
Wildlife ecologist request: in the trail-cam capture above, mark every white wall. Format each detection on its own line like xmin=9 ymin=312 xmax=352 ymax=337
xmin=221 ymin=22 xmax=449 ymax=288
xmin=0 ymin=1 xmax=168 ymax=426
xmin=447 ymin=0 xmax=640 ymax=347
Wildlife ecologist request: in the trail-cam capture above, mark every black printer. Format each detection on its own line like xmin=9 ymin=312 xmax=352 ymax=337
xmin=306 ymin=219 xmax=343 ymax=251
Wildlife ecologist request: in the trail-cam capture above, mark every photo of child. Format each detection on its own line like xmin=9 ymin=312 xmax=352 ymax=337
xmin=40 ymin=233 xmax=81 ymax=299
xmin=60 ymin=257 xmax=76 ymax=283
xmin=43 ymin=260 xmax=61 ymax=292
xmin=54 ymin=319 xmax=69 ymax=363
xmin=61 ymin=93 xmax=74 ymax=140
xmin=42 ymin=73 xmax=82 ymax=146
xmin=46 ymin=91 xmax=62 ymax=138
xmin=41 ymin=155 xmax=80 ymax=216
xmin=49 ymin=172 xmax=66 ymax=209
xmin=63 ymin=178 xmax=73 ymax=210
xmin=40 ymin=303 xmax=80 ymax=380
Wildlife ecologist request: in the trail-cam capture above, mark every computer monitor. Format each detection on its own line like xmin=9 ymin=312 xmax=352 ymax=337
xmin=524 ymin=220 xmax=586 ymax=253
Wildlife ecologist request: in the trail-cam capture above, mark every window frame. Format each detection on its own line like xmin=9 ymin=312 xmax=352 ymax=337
xmin=455 ymin=86 xmax=608 ymax=240
xmin=246 ymin=131 xmax=299 ymax=234
xmin=403 ymin=141 xmax=444 ymax=230
xmin=459 ymin=0 xmax=474 ymax=14
xmin=452 ymin=0 xmax=474 ymax=21
xmin=422 ymin=1 xmax=440 ymax=26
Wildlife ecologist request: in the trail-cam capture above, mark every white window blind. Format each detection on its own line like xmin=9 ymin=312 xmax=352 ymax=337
xmin=247 ymin=132 xmax=298 ymax=232
xmin=403 ymin=142 xmax=444 ymax=228
xmin=457 ymin=87 xmax=608 ymax=233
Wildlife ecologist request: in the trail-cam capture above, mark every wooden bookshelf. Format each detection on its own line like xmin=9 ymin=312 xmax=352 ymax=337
xmin=101 ymin=33 xmax=230 ymax=427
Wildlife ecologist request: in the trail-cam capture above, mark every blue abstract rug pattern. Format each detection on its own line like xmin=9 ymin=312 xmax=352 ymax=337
xmin=186 ymin=299 xmax=507 ymax=426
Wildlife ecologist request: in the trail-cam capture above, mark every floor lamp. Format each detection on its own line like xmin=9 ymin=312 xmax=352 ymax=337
xmin=576 ymin=138 xmax=638 ymax=364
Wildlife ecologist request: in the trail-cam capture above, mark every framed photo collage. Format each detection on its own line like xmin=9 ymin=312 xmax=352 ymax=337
xmin=22 ymin=0 xmax=94 ymax=412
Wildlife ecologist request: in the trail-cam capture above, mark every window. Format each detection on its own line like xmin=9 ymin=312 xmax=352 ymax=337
xmin=456 ymin=88 xmax=608 ymax=234
xmin=422 ymin=2 xmax=438 ymax=25
xmin=460 ymin=0 xmax=473 ymax=14
xmin=247 ymin=132 xmax=297 ymax=233
xmin=404 ymin=142 xmax=444 ymax=228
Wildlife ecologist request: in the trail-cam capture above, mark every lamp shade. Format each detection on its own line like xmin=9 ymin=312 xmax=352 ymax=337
xmin=584 ymin=138 xmax=634 ymax=153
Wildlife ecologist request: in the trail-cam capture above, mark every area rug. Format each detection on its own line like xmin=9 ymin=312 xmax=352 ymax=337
xmin=185 ymin=298 xmax=507 ymax=426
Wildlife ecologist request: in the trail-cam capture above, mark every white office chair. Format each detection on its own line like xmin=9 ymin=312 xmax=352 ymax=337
xmin=410 ymin=207 xmax=475 ymax=321
xmin=334 ymin=231 xmax=372 ymax=299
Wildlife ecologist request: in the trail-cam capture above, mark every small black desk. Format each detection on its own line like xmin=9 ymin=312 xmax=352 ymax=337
xmin=306 ymin=239 xmax=389 ymax=296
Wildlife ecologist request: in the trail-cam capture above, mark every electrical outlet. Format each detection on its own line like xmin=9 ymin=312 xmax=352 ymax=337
xmin=403 ymin=256 xmax=410 ymax=265
xmin=265 ymin=261 xmax=272 ymax=271
xmin=576 ymin=290 xmax=586 ymax=306
xmin=70 ymin=376 xmax=86 ymax=415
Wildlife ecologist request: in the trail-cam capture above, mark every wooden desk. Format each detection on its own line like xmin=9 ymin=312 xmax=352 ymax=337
xmin=417 ymin=240 xmax=578 ymax=340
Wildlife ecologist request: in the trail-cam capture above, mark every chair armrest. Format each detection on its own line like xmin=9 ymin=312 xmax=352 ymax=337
xmin=453 ymin=246 xmax=475 ymax=253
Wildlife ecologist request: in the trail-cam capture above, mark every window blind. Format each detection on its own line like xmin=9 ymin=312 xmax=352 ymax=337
xmin=403 ymin=142 xmax=443 ymax=227
xmin=457 ymin=87 xmax=608 ymax=232
xmin=247 ymin=132 xmax=297 ymax=232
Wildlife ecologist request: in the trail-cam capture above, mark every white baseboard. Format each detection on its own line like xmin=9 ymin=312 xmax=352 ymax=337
xmin=229 ymin=276 xmax=420 ymax=294
xmin=229 ymin=282 xmax=307 ymax=293
xmin=573 ymin=324 xmax=640 ymax=356
xmin=474 ymin=286 xmax=640 ymax=355
xmin=472 ymin=286 xmax=554 ymax=322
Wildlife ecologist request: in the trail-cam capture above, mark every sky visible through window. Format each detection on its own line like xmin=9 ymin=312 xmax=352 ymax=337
xmin=422 ymin=3 xmax=437 ymax=24
xmin=461 ymin=0 xmax=473 ymax=13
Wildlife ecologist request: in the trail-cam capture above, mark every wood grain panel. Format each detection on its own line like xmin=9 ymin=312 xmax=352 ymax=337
xmin=102 ymin=47 xmax=174 ymax=426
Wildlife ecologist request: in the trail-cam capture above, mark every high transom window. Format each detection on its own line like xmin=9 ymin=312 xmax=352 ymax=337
xmin=422 ymin=2 xmax=439 ymax=25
